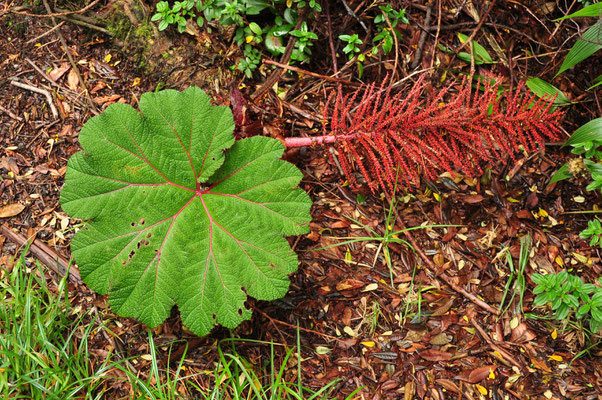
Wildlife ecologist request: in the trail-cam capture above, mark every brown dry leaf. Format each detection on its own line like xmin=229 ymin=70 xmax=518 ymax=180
xmin=468 ymin=365 xmax=496 ymax=383
xmin=530 ymin=355 xmax=552 ymax=372
xmin=330 ymin=220 xmax=350 ymax=229
xmin=48 ymin=63 xmax=70 ymax=81
xmin=430 ymin=332 xmax=451 ymax=345
xmin=510 ymin=322 xmax=537 ymax=343
xmin=0 ymin=157 xmax=19 ymax=175
xmin=93 ymin=95 xmax=122 ymax=105
xmin=435 ymin=379 xmax=460 ymax=394
xmin=90 ymin=81 xmax=107 ymax=94
xmin=67 ymin=68 xmax=79 ymax=91
xmin=336 ymin=279 xmax=364 ymax=291
xmin=404 ymin=381 xmax=416 ymax=400
xmin=420 ymin=349 xmax=452 ymax=361
xmin=458 ymin=194 xmax=485 ymax=204
xmin=0 ymin=203 xmax=25 ymax=218
xmin=431 ymin=298 xmax=454 ymax=316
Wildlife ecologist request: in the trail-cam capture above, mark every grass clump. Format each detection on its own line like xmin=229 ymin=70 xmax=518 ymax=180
xmin=0 ymin=244 xmax=352 ymax=399
xmin=0 ymin=244 xmax=114 ymax=399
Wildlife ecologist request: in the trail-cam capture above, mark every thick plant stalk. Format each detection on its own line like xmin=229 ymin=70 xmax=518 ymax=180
xmin=284 ymin=75 xmax=564 ymax=193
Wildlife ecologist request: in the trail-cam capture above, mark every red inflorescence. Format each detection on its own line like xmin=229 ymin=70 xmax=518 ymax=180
xmin=325 ymin=76 xmax=564 ymax=193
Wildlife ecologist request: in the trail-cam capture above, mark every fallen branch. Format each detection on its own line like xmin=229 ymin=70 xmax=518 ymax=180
xmin=10 ymin=0 xmax=101 ymax=18
xmin=0 ymin=225 xmax=82 ymax=284
xmin=10 ymin=79 xmax=59 ymax=119
xmin=25 ymin=21 xmax=65 ymax=44
xmin=470 ymin=316 xmax=524 ymax=371
xmin=262 ymin=59 xmax=359 ymax=87
xmin=0 ymin=104 xmax=23 ymax=121
xmin=389 ymin=204 xmax=501 ymax=316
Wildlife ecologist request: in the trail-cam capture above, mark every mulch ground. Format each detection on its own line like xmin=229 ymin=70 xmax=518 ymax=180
xmin=1 ymin=0 xmax=602 ymax=398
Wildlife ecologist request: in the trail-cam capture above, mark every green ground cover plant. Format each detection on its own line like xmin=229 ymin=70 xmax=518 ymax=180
xmin=152 ymin=0 xmax=321 ymax=77
xmin=532 ymin=271 xmax=602 ymax=333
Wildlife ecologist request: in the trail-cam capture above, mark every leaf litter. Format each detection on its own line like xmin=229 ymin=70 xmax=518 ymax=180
xmin=1 ymin=2 xmax=602 ymax=399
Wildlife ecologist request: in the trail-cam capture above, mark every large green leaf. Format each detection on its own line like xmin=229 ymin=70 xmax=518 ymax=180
xmin=555 ymin=3 xmax=602 ymax=20
xmin=565 ymin=117 xmax=602 ymax=147
xmin=556 ymin=22 xmax=602 ymax=76
xmin=457 ymin=32 xmax=493 ymax=65
xmin=61 ymin=87 xmax=312 ymax=337
xmin=525 ymin=78 xmax=571 ymax=105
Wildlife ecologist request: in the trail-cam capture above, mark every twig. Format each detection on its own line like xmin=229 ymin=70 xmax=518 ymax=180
xmin=470 ymin=317 xmax=524 ymax=371
xmin=0 ymin=225 xmax=82 ymax=284
xmin=0 ymin=104 xmax=23 ymax=121
xmin=25 ymin=58 xmax=60 ymax=87
xmin=455 ymin=0 xmax=497 ymax=53
xmin=340 ymin=0 xmax=368 ymax=33
xmin=25 ymin=21 xmax=65 ymax=44
xmin=550 ymin=0 xmax=579 ymax=39
xmin=262 ymin=59 xmax=360 ymax=87
xmin=10 ymin=79 xmax=59 ymax=119
xmin=431 ymin=0 xmax=442 ymax=69
xmin=387 ymin=200 xmax=501 ymax=316
xmin=251 ymin=305 xmax=347 ymax=344
xmin=411 ymin=2 xmax=433 ymax=69
xmin=56 ymin=15 xmax=112 ymax=36
xmin=252 ymin=8 xmax=307 ymax=101
xmin=41 ymin=0 xmax=99 ymax=114
xmin=25 ymin=58 xmax=94 ymax=115
xmin=10 ymin=0 xmax=101 ymax=18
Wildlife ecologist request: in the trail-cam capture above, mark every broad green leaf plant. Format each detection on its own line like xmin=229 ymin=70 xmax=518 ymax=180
xmin=60 ymin=87 xmax=311 ymax=337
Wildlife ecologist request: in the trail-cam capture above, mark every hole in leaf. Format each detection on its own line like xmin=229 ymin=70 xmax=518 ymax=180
xmin=128 ymin=249 xmax=135 ymax=259
xmin=240 ymin=286 xmax=247 ymax=294
xmin=140 ymin=239 xmax=149 ymax=246
xmin=237 ymin=308 xmax=243 ymax=316
xmin=131 ymin=222 xmax=137 ymax=227
xmin=139 ymin=218 xmax=145 ymax=225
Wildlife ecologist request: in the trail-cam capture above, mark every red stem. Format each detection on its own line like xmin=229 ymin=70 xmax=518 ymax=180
xmin=284 ymin=133 xmax=360 ymax=148
xmin=284 ymin=135 xmax=335 ymax=147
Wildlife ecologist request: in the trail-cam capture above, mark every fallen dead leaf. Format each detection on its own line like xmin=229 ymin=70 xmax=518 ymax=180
xmin=67 ymin=68 xmax=79 ymax=91
xmin=468 ymin=365 xmax=497 ymax=383
xmin=510 ymin=322 xmax=537 ymax=343
xmin=48 ymin=63 xmax=70 ymax=81
xmin=336 ymin=278 xmax=364 ymax=291
xmin=0 ymin=203 xmax=25 ymax=218
xmin=93 ymin=95 xmax=122 ymax=105
xmin=420 ymin=349 xmax=452 ymax=361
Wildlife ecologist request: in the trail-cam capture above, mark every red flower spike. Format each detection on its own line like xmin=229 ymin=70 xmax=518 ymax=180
xmin=321 ymin=75 xmax=564 ymax=193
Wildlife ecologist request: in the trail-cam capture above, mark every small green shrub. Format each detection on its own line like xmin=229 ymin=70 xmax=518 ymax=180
xmin=151 ymin=0 xmax=319 ymax=76
xmin=580 ymin=219 xmax=602 ymax=247
xmin=532 ymin=271 xmax=602 ymax=333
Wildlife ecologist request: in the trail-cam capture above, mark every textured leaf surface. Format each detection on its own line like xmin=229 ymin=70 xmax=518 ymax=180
xmin=565 ymin=117 xmax=602 ymax=146
xmin=556 ymin=23 xmax=602 ymax=76
xmin=61 ymin=87 xmax=311 ymax=336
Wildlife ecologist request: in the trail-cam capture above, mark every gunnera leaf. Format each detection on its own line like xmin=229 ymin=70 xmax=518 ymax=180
xmin=60 ymin=87 xmax=312 ymax=337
